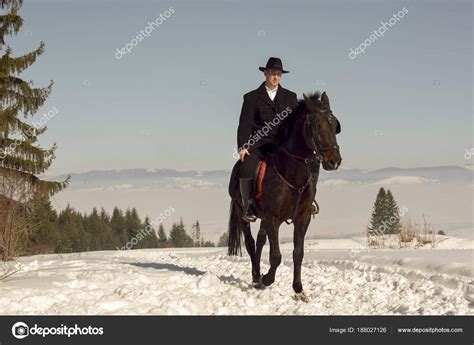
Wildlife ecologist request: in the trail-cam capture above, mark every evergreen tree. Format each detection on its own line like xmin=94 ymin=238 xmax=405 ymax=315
xmin=201 ymin=240 xmax=215 ymax=247
xmin=368 ymin=187 xmax=402 ymax=235
xmin=169 ymin=218 xmax=193 ymax=247
xmin=368 ymin=187 xmax=386 ymax=236
xmin=217 ymin=232 xmax=228 ymax=247
xmin=84 ymin=207 xmax=114 ymax=250
xmin=124 ymin=208 xmax=141 ymax=246
xmin=157 ymin=223 xmax=168 ymax=248
xmin=57 ymin=205 xmax=88 ymax=253
xmin=136 ymin=216 xmax=160 ymax=249
xmin=0 ymin=0 xmax=68 ymax=196
xmin=191 ymin=220 xmax=201 ymax=247
xmin=384 ymin=189 xmax=401 ymax=234
xmin=26 ymin=195 xmax=59 ymax=254
xmin=99 ymin=208 xmax=115 ymax=249
xmin=0 ymin=0 xmax=68 ymax=260
xmin=111 ymin=207 xmax=127 ymax=248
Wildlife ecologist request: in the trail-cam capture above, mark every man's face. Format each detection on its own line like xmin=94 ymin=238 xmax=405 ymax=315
xmin=264 ymin=69 xmax=282 ymax=88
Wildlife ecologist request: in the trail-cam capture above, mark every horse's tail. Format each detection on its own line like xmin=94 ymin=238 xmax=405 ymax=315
xmin=227 ymin=199 xmax=242 ymax=256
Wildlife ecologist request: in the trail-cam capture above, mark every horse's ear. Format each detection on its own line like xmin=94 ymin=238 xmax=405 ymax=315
xmin=303 ymin=93 xmax=313 ymax=108
xmin=321 ymin=91 xmax=330 ymax=108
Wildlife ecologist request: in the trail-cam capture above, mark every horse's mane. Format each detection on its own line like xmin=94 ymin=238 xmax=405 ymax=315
xmin=276 ymin=91 xmax=322 ymax=144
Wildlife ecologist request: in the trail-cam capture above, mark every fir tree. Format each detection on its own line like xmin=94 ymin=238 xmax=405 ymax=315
xmin=191 ymin=220 xmax=201 ymax=247
xmin=368 ymin=187 xmax=402 ymax=235
xmin=26 ymin=195 xmax=59 ymax=254
xmin=157 ymin=223 xmax=168 ymax=248
xmin=368 ymin=187 xmax=386 ymax=236
xmin=136 ymin=216 xmax=160 ymax=249
xmin=111 ymin=207 xmax=127 ymax=248
xmin=0 ymin=0 xmax=68 ymax=197
xmin=0 ymin=0 xmax=68 ymax=259
xmin=217 ymin=232 xmax=228 ymax=247
xmin=169 ymin=218 xmax=193 ymax=247
xmin=384 ymin=189 xmax=401 ymax=234
xmin=124 ymin=208 xmax=141 ymax=247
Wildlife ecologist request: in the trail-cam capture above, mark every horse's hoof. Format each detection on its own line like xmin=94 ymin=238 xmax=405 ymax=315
xmin=292 ymin=281 xmax=303 ymax=293
xmin=262 ymin=274 xmax=274 ymax=287
xmin=293 ymin=291 xmax=309 ymax=303
xmin=252 ymin=275 xmax=264 ymax=289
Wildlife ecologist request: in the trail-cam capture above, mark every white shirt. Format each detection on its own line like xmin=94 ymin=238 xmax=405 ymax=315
xmin=265 ymin=84 xmax=278 ymax=101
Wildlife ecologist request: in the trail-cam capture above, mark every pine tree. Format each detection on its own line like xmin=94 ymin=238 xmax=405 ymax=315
xmin=368 ymin=187 xmax=402 ymax=236
xmin=136 ymin=216 xmax=160 ymax=249
xmin=191 ymin=220 xmax=201 ymax=247
xmin=124 ymin=208 xmax=142 ymax=249
xmin=157 ymin=223 xmax=168 ymax=248
xmin=0 ymin=0 xmax=68 ymax=196
xmin=384 ymin=189 xmax=401 ymax=234
xmin=99 ymin=208 xmax=115 ymax=249
xmin=26 ymin=195 xmax=59 ymax=254
xmin=201 ymin=240 xmax=215 ymax=247
xmin=368 ymin=187 xmax=386 ymax=236
xmin=169 ymin=218 xmax=193 ymax=248
xmin=217 ymin=232 xmax=228 ymax=247
xmin=0 ymin=0 xmax=68 ymax=259
xmin=57 ymin=205 xmax=88 ymax=253
xmin=111 ymin=207 xmax=127 ymax=248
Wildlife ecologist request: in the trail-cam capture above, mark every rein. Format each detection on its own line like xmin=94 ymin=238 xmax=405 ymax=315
xmin=273 ymin=147 xmax=320 ymax=224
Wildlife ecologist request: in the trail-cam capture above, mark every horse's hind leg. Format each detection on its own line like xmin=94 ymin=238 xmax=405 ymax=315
xmin=240 ymin=221 xmax=260 ymax=284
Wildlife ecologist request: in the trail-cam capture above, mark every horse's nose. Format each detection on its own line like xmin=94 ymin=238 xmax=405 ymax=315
xmin=329 ymin=158 xmax=340 ymax=169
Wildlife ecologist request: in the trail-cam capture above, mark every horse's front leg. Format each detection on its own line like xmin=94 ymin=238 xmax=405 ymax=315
xmin=262 ymin=217 xmax=282 ymax=287
xmin=252 ymin=222 xmax=267 ymax=288
xmin=292 ymin=212 xmax=311 ymax=294
xmin=240 ymin=222 xmax=259 ymax=284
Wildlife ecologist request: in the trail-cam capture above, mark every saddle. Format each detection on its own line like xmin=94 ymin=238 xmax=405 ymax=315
xmin=228 ymin=157 xmax=268 ymax=202
xmin=228 ymin=154 xmax=320 ymax=218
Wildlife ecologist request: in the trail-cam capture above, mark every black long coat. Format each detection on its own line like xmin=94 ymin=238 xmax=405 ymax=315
xmin=237 ymin=82 xmax=299 ymax=152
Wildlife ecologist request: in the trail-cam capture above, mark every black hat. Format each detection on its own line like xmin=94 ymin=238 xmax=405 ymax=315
xmin=259 ymin=57 xmax=289 ymax=73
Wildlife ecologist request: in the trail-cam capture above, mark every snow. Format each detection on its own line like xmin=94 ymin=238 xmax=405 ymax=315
xmin=0 ymin=238 xmax=472 ymax=315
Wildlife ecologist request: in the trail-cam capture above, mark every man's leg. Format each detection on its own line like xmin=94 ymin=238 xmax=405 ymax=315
xmin=239 ymin=147 xmax=264 ymax=222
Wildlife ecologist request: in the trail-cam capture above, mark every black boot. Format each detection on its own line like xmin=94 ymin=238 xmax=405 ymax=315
xmin=240 ymin=177 xmax=257 ymax=222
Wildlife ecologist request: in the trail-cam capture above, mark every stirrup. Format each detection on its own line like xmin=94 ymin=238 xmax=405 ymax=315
xmin=243 ymin=202 xmax=257 ymax=222
xmin=311 ymin=200 xmax=319 ymax=217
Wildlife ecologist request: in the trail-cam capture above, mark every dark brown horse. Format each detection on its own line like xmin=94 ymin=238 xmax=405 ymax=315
xmin=227 ymin=91 xmax=342 ymax=300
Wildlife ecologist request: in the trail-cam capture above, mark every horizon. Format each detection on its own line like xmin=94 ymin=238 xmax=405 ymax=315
xmin=44 ymin=163 xmax=474 ymax=178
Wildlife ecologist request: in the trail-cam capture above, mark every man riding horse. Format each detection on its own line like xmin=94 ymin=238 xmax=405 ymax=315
xmin=237 ymin=57 xmax=318 ymax=222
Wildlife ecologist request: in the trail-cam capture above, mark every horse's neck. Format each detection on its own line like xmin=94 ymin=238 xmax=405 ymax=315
xmin=275 ymin=117 xmax=313 ymax=185
xmin=281 ymin=116 xmax=313 ymax=159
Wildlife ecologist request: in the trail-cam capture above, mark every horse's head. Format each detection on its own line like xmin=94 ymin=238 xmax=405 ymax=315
xmin=302 ymin=92 xmax=342 ymax=171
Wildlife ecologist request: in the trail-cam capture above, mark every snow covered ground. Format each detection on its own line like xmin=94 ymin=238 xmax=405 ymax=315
xmin=1 ymin=237 xmax=472 ymax=315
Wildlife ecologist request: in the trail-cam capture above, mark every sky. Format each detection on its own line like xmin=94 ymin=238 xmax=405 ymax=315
xmin=3 ymin=0 xmax=473 ymax=174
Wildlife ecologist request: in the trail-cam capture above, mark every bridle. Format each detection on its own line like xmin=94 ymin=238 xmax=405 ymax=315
xmin=304 ymin=109 xmax=340 ymax=156
xmin=273 ymin=108 xmax=339 ymax=224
